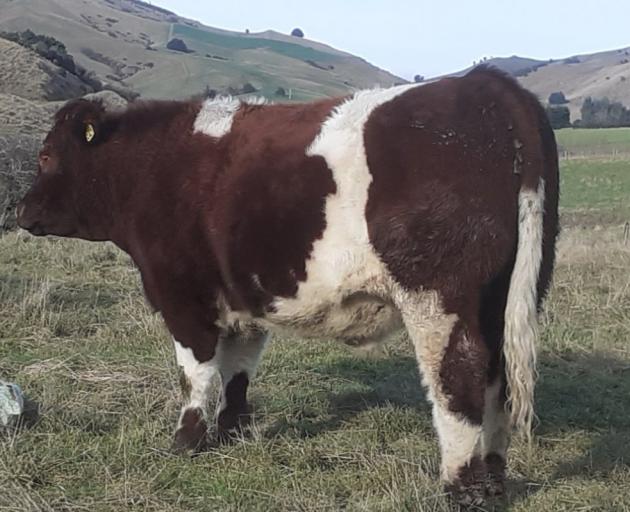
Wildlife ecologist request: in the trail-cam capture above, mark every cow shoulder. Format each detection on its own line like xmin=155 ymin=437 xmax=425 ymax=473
xmin=207 ymin=99 xmax=343 ymax=312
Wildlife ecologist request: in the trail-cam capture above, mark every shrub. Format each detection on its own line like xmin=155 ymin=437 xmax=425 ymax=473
xmin=0 ymin=30 xmax=101 ymax=89
xmin=546 ymin=105 xmax=571 ymax=129
xmin=166 ymin=38 xmax=192 ymax=53
xmin=549 ymin=91 xmax=568 ymax=105
xmin=580 ymin=96 xmax=630 ymax=128
xmin=291 ymin=28 xmax=304 ymax=38
xmin=241 ymin=82 xmax=257 ymax=94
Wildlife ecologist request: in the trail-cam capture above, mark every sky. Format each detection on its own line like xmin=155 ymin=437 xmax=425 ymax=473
xmin=154 ymin=0 xmax=630 ymax=80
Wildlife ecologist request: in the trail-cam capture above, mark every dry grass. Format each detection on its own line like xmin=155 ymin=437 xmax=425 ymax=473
xmin=0 ymin=160 xmax=629 ymax=511
xmin=0 ymin=39 xmax=91 ymax=102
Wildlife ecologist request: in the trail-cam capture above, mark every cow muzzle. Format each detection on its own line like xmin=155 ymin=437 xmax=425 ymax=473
xmin=16 ymin=202 xmax=44 ymax=236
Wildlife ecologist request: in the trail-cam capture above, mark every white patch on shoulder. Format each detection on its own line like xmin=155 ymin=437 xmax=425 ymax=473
xmin=264 ymin=82 xmax=425 ymax=342
xmin=193 ymin=96 xmax=267 ymax=139
xmin=194 ymin=97 xmax=240 ymax=138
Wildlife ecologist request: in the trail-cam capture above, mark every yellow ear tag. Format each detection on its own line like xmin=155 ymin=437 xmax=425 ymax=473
xmin=85 ymin=123 xmax=95 ymax=143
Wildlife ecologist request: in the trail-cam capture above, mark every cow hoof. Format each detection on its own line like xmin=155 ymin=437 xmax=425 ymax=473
xmin=216 ymin=418 xmax=249 ymax=445
xmin=485 ymin=478 xmax=505 ymax=497
xmin=216 ymin=427 xmax=241 ymax=445
xmin=216 ymin=406 xmax=251 ymax=445
xmin=484 ymin=453 xmax=506 ymax=497
xmin=446 ymin=483 xmax=485 ymax=509
xmin=171 ymin=428 xmax=208 ymax=455
xmin=171 ymin=408 xmax=208 ymax=455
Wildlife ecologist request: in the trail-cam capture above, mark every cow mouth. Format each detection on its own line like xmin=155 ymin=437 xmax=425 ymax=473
xmin=23 ymin=223 xmax=46 ymax=236
xmin=19 ymin=221 xmax=73 ymax=237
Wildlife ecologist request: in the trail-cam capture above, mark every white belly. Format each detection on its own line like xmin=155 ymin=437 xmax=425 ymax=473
xmin=264 ymin=286 xmax=403 ymax=344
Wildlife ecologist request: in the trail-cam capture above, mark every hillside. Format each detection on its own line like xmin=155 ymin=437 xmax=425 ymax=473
xmin=519 ymin=48 xmax=630 ymax=122
xmin=0 ymin=38 xmax=95 ymax=101
xmin=472 ymin=49 xmax=630 ymax=122
xmin=0 ymin=0 xmax=404 ymax=101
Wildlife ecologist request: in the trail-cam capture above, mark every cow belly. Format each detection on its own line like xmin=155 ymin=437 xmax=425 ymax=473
xmin=264 ymin=291 xmax=403 ymax=344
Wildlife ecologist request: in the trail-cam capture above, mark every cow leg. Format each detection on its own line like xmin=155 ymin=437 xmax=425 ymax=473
xmin=398 ymin=294 xmax=489 ymax=506
xmin=479 ymin=270 xmax=513 ymax=496
xmin=172 ymin=337 xmax=217 ymax=454
xmin=482 ymin=372 xmax=510 ymax=496
xmin=213 ymin=324 xmax=268 ymax=443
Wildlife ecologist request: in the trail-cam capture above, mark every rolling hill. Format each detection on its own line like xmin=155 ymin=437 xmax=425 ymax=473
xmin=469 ymin=49 xmax=630 ymax=122
xmin=0 ymin=0 xmax=405 ymax=101
xmin=0 ymin=37 xmax=96 ymax=101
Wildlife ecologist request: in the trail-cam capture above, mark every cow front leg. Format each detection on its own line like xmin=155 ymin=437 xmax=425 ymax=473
xmin=213 ymin=324 xmax=268 ymax=443
xmin=399 ymin=294 xmax=488 ymax=507
xmin=172 ymin=336 xmax=217 ymax=453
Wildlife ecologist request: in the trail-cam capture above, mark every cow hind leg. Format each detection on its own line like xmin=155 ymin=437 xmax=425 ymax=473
xmin=479 ymin=269 xmax=513 ymax=496
xmin=213 ymin=324 xmax=268 ymax=443
xmin=399 ymin=294 xmax=489 ymax=506
xmin=482 ymin=373 xmax=510 ymax=496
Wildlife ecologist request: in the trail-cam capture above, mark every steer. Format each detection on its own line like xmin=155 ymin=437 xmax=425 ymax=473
xmin=17 ymin=66 xmax=558 ymax=505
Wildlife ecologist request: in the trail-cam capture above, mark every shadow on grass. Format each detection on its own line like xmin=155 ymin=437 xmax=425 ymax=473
xmin=536 ymin=352 xmax=630 ymax=479
xmin=263 ymin=349 xmax=630 ymax=509
xmin=264 ymin=354 xmax=432 ymax=439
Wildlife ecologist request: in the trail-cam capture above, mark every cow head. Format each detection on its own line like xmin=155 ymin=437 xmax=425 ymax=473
xmin=17 ymin=100 xmax=113 ymax=240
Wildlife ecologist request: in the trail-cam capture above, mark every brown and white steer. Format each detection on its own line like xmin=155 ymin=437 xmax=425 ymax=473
xmin=17 ymin=66 xmax=558 ymax=504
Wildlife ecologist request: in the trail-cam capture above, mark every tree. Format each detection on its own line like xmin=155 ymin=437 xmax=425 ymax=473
xmin=291 ymin=28 xmax=304 ymax=38
xmin=241 ymin=82 xmax=257 ymax=94
xmin=166 ymin=38 xmax=191 ymax=53
xmin=580 ymin=96 xmax=630 ymax=127
xmin=548 ymin=91 xmax=568 ymax=105
xmin=545 ymin=105 xmax=571 ymax=129
xmin=414 ymin=74 xmax=425 ymax=83
xmin=275 ymin=87 xmax=287 ymax=97
xmin=204 ymin=86 xmax=217 ymax=99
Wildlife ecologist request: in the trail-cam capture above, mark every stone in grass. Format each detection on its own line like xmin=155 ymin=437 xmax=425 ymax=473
xmin=0 ymin=380 xmax=39 ymax=429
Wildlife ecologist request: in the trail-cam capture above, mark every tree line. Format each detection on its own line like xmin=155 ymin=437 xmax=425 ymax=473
xmin=546 ymin=91 xmax=630 ymax=129
xmin=1 ymin=29 xmax=103 ymax=92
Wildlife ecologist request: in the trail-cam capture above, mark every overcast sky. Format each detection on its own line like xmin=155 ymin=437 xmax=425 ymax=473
xmin=154 ymin=0 xmax=630 ymax=80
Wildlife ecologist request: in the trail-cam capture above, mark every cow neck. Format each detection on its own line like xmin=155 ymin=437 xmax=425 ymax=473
xmin=101 ymin=100 xmax=210 ymax=255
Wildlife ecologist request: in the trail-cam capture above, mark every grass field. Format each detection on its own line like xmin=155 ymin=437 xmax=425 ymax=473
xmin=555 ymin=127 xmax=630 ymax=159
xmin=172 ymin=25 xmax=341 ymax=64
xmin=1 ymin=157 xmax=629 ymax=511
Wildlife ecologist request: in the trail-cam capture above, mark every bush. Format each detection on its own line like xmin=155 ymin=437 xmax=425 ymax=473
xmin=580 ymin=96 xmax=630 ymax=128
xmin=291 ymin=28 xmax=304 ymax=38
xmin=0 ymin=30 xmax=105 ymax=92
xmin=241 ymin=82 xmax=257 ymax=94
xmin=166 ymin=38 xmax=192 ymax=53
xmin=414 ymin=75 xmax=425 ymax=83
xmin=546 ymin=105 xmax=571 ymax=129
xmin=275 ymin=87 xmax=287 ymax=97
xmin=204 ymin=86 xmax=217 ymax=99
xmin=549 ymin=91 xmax=568 ymax=105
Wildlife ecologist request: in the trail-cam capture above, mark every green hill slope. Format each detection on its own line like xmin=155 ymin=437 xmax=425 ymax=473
xmin=0 ymin=0 xmax=405 ymax=101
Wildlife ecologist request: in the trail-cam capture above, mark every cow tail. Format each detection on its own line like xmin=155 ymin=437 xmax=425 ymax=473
xmin=469 ymin=66 xmax=559 ymax=439
xmin=503 ymin=178 xmax=545 ymax=438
